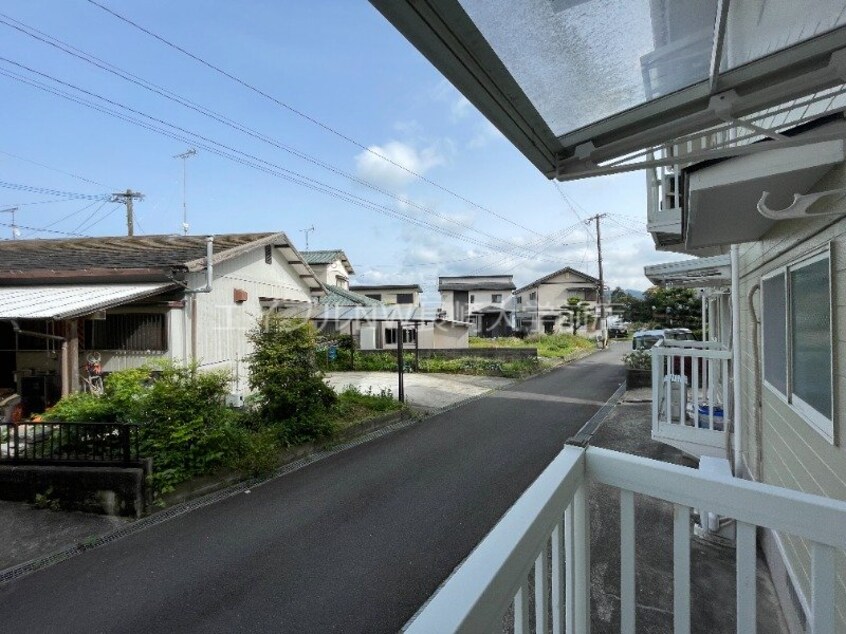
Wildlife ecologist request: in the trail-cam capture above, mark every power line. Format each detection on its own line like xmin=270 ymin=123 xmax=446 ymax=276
xmin=0 ymin=147 xmax=110 ymax=188
xmin=0 ymin=60 xmax=573 ymax=263
xmin=82 ymin=0 xmax=542 ymax=236
xmin=0 ymin=179 xmax=110 ymax=201
xmin=0 ymin=16 xmax=543 ymax=255
xmin=0 ymin=220 xmax=88 ymax=237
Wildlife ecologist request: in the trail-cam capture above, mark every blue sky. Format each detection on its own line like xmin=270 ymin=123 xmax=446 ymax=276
xmin=0 ymin=1 xmax=685 ymax=302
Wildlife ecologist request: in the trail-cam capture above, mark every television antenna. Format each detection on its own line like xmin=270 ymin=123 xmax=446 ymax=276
xmin=0 ymin=207 xmax=20 ymax=239
xmin=174 ymin=148 xmax=197 ymax=235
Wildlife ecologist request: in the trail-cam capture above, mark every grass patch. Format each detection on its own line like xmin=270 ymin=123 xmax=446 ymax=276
xmin=470 ymin=333 xmax=594 ymax=359
xmin=330 ymin=386 xmax=404 ymax=430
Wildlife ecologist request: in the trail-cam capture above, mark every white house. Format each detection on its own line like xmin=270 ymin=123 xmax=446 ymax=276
xmin=372 ymin=2 xmax=846 ymax=632
xmin=438 ymin=275 xmax=515 ymax=337
xmin=301 ymin=249 xmax=354 ymax=289
xmin=514 ymin=266 xmax=600 ymax=335
xmin=0 ymin=232 xmax=320 ymax=414
xmin=348 ymin=284 xmax=422 ymax=306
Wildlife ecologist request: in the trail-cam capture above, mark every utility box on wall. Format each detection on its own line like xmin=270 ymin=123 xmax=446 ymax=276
xmin=233 ymin=289 xmax=248 ymax=303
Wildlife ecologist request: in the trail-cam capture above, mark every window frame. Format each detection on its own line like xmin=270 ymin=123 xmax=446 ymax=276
xmin=491 ymin=293 xmax=502 ymax=303
xmin=761 ymin=245 xmax=835 ymax=444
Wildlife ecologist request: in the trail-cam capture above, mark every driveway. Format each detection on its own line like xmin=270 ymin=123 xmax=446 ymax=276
xmin=0 ymin=344 xmax=626 ymax=633
xmin=325 ymin=370 xmax=514 ymax=409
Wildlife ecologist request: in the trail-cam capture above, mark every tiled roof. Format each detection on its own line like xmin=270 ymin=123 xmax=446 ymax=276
xmin=438 ymin=275 xmax=515 ymax=291
xmin=301 ymin=249 xmax=354 ymax=275
xmin=0 ymin=233 xmax=280 ymax=276
xmin=514 ymin=267 xmax=599 ymax=295
xmin=318 ymin=285 xmax=383 ymax=307
xmin=349 ymin=284 xmax=422 ymax=292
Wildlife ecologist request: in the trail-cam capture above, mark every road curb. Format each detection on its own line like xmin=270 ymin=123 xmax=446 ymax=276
xmin=0 ymin=409 xmax=417 ymax=586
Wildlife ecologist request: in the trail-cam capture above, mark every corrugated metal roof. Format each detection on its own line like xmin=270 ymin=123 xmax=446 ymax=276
xmin=644 ymin=254 xmax=731 ymax=288
xmin=0 ymin=283 xmax=177 ymax=320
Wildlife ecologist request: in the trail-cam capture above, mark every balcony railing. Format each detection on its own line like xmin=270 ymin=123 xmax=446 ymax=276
xmin=651 ymin=340 xmax=732 ymax=460
xmin=405 ymin=444 xmax=846 ymax=634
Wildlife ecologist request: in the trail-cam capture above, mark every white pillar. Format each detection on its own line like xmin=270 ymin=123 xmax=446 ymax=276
xmin=731 ymin=244 xmax=742 ymax=476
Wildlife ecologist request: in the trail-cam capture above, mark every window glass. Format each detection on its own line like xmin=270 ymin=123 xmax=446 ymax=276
xmin=491 ymin=294 xmax=502 ymax=303
xmin=790 ymin=257 xmax=831 ymax=420
xmin=396 ymin=293 xmax=413 ymax=304
xmin=762 ymin=273 xmax=787 ymax=395
xmin=91 ymin=314 xmax=166 ymax=351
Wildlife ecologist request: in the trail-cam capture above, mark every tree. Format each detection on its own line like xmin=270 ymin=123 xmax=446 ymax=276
xmin=246 ymin=316 xmax=337 ymax=439
xmin=563 ymin=297 xmax=592 ymax=335
xmin=642 ymin=286 xmax=702 ymax=330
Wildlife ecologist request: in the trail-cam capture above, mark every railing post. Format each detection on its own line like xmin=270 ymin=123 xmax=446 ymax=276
xmin=620 ymin=490 xmax=636 ymax=633
xmin=811 ymin=542 xmax=836 ymax=634
xmin=673 ymin=504 xmax=691 ymax=634
xmin=13 ymin=423 xmax=19 ymax=460
xmin=121 ymin=424 xmax=131 ymax=463
xmin=552 ymin=519 xmax=565 ymax=634
xmin=573 ymin=483 xmax=591 ymax=633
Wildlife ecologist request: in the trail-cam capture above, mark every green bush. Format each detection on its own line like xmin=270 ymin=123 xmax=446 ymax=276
xmin=246 ymin=316 xmax=337 ymax=443
xmin=45 ymin=362 xmax=240 ymax=496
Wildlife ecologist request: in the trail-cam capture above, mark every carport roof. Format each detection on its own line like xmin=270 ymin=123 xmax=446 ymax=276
xmin=0 ymin=283 xmax=177 ymax=320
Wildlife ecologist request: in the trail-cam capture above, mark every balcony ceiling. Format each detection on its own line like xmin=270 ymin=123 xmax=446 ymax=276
xmin=371 ymin=0 xmax=846 ymax=179
xmin=684 ymin=131 xmax=846 ymax=250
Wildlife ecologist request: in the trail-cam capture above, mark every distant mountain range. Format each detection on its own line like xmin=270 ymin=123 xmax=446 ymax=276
xmin=625 ymin=289 xmax=645 ymax=300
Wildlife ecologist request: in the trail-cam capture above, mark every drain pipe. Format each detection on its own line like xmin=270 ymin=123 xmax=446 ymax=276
xmin=186 ymin=236 xmax=215 ymax=294
xmin=184 ymin=236 xmax=215 ymax=364
xmin=731 ymin=244 xmax=742 ymax=477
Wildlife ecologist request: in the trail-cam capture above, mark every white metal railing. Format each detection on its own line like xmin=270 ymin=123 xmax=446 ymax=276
xmin=405 ymin=445 xmax=846 ymax=634
xmin=651 ymin=340 xmax=732 ymax=459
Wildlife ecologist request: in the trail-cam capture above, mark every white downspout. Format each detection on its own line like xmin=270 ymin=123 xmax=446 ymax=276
xmin=183 ymin=236 xmax=214 ymax=365
xmin=731 ymin=244 xmax=742 ymax=476
xmin=186 ymin=236 xmax=214 ymax=294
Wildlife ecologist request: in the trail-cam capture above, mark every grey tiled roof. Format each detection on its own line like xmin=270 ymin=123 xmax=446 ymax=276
xmin=438 ymin=275 xmax=516 ymax=291
xmin=0 ymin=233 xmax=280 ymax=275
xmin=318 ymin=285 xmax=384 ymax=307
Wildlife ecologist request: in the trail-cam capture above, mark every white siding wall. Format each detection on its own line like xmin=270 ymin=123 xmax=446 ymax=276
xmin=737 ymin=162 xmax=846 ymax=630
xmin=516 ymin=272 xmax=597 ymax=333
xmin=190 ymin=246 xmax=313 ymax=390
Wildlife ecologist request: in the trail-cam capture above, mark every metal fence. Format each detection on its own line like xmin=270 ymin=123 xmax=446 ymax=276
xmin=0 ymin=421 xmax=140 ymax=465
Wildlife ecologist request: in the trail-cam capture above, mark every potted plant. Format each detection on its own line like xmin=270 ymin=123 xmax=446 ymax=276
xmin=623 ymin=349 xmax=652 ymax=389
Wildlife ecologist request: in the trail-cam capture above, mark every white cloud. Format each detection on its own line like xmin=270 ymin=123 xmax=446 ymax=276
xmin=354 ymin=140 xmax=446 ymax=190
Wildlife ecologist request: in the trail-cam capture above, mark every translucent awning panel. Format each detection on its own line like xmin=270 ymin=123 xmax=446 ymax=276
xmin=458 ymin=0 xmax=718 ymax=137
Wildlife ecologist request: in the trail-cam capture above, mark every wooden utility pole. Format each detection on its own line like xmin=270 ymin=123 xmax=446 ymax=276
xmin=111 ymin=189 xmax=144 ymax=237
xmin=585 ymin=213 xmax=607 ymax=348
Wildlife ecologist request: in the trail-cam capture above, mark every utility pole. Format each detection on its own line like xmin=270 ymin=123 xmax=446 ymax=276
xmin=174 ymin=148 xmax=197 ymax=235
xmin=585 ymin=213 xmax=607 ymax=348
xmin=301 ymin=225 xmax=315 ymax=251
xmin=0 ymin=207 xmax=19 ymax=239
xmin=111 ymin=190 xmax=144 ymax=237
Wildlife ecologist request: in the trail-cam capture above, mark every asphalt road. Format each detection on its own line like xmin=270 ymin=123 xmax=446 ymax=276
xmin=0 ymin=345 xmax=625 ymax=633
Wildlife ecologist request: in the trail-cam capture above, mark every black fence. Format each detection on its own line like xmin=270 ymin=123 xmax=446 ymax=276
xmin=0 ymin=421 xmax=140 ymax=465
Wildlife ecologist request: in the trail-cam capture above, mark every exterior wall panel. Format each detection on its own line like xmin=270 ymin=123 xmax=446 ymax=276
xmin=737 ymin=162 xmax=846 ymax=630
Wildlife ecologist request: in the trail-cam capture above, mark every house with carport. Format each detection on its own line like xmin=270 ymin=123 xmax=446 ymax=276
xmin=0 ymin=232 xmax=321 ymax=415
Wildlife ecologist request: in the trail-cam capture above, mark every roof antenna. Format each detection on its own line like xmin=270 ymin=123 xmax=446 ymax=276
xmin=174 ymin=148 xmax=197 ymax=235
xmin=301 ymin=225 xmax=315 ymax=251
xmin=0 ymin=207 xmax=20 ymax=239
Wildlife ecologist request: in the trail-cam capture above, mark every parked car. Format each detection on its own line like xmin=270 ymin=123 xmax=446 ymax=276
xmin=607 ymin=322 xmax=628 ymax=338
xmin=631 ymin=328 xmax=696 ymax=350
